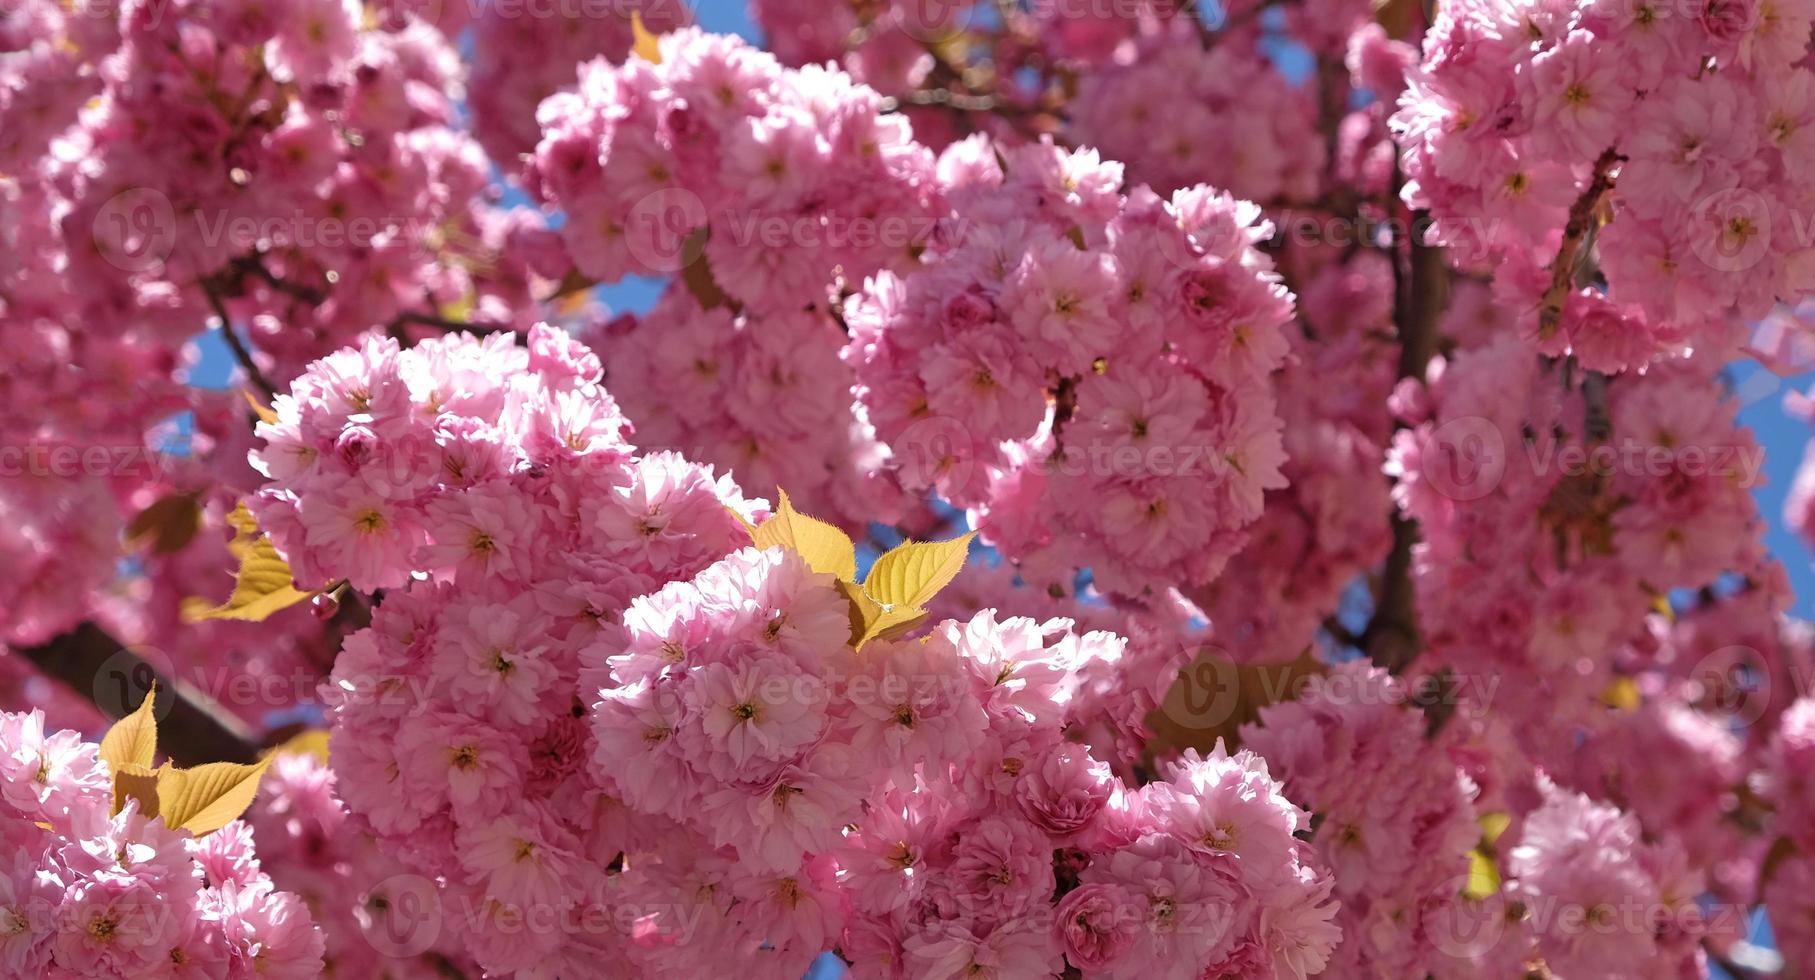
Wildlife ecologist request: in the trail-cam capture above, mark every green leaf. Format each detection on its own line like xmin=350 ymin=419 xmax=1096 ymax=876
xmin=100 ymin=683 xmax=158 ymax=774
xmin=862 ymin=532 xmax=976 ymax=610
xmin=184 ymin=503 xmax=315 ymax=622
xmin=752 ymin=489 xmax=857 ymax=582
xmin=157 ymin=757 xmax=273 ymax=836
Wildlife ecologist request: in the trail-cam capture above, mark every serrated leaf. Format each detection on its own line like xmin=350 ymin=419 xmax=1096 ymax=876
xmin=266 ymin=729 xmax=329 ymax=763
xmin=838 ymin=580 xmax=928 ymax=650
xmin=862 ymin=532 xmax=976 ymax=610
xmin=125 ymin=493 xmax=202 ymax=555
xmin=1462 ymin=847 xmax=1501 ymax=901
xmin=752 ymin=490 xmax=857 ymax=582
xmin=185 ymin=504 xmax=315 ymax=622
xmin=185 ymin=535 xmax=314 ymax=622
xmin=100 ymin=683 xmax=157 ymax=773
xmin=630 ymin=11 xmax=662 ymax=63
xmin=112 ymin=763 xmax=161 ymax=818
xmin=244 ymin=389 xmax=278 ymax=425
xmin=157 ymin=757 xmax=273 ymax=836
xmin=223 ymin=501 xmax=260 ymax=544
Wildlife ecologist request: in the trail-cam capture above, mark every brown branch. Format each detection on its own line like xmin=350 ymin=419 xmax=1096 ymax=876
xmin=1536 ymin=148 xmax=1622 ymax=340
xmin=199 ymin=276 xmax=279 ymax=399
xmin=16 ymin=622 xmax=261 ymax=766
xmin=386 ymin=310 xmax=513 ymax=336
xmin=1365 ymin=173 xmax=1449 ymax=674
xmin=226 ymin=254 xmax=327 ymax=306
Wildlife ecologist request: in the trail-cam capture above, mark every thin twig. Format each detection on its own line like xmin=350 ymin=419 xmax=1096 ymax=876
xmin=1365 ymin=167 xmax=1448 ymax=675
xmin=228 ymin=254 xmax=327 ymax=306
xmin=1536 ymin=148 xmax=1623 ymax=340
xmin=199 ymin=276 xmax=279 ymax=398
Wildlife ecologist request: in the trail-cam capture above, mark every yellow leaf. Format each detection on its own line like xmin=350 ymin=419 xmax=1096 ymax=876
xmin=157 ymin=757 xmax=273 ymax=836
xmin=125 ymin=494 xmax=202 ymax=555
xmin=265 ymin=729 xmax=330 ymax=763
xmin=725 ymin=505 xmax=759 ymax=539
xmin=185 ymin=504 xmax=316 ymax=622
xmin=1479 ymin=811 xmax=1512 ymax=847
xmin=1600 ymin=676 xmax=1640 ymax=712
xmin=244 ymin=389 xmax=278 ymax=425
xmin=838 ymin=580 xmax=927 ymax=650
xmin=630 ymin=11 xmax=662 ymax=63
xmin=185 ymin=535 xmax=315 ymax=622
xmin=223 ymin=501 xmax=260 ymax=542
xmin=112 ymin=763 xmax=161 ymax=818
xmin=862 ymin=532 xmax=976 ymax=610
xmin=751 ymin=489 xmax=857 ymax=582
xmin=1462 ymin=847 xmax=1501 ymax=901
xmin=100 ymin=683 xmax=158 ymax=773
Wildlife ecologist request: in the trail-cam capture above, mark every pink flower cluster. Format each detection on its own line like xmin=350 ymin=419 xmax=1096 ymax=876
xmin=528 ymin=28 xmax=939 ymax=315
xmin=584 ymin=544 xmax=1341 ymax=978
xmin=245 ymin=751 xmax=476 ymax=977
xmin=585 ymin=288 xmax=902 ymax=532
xmin=1388 ymin=333 xmax=1766 ymax=746
xmin=1190 ymin=250 xmax=1398 ymax=663
xmin=1243 ymin=662 xmax=1480 ymax=977
xmin=467 ymin=3 xmax=687 ymax=165
xmin=845 ymin=136 xmax=1295 ymax=596
xmin=0 ymin=710 xmax=324 ymax=977
xmin=751 ymin=0 xmax=975 ymax=97
xmin=244 ymin=326 xmax=1345 ymax=976
xmin=256 ymin=328 xmax=767 ymax=975
xmin=1502 ymin=779 xmax=1710 ymax=978
xmin=1394 ymin=0 xmax=1815 ymax=366
xmin=1070 ymin=24 xmax=1324 ymax=203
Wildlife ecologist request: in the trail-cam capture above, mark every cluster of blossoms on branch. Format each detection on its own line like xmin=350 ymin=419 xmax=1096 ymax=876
xmin=6 ymin=0 xmax=1815 ymax=978
xmin=1394 ymin=0 xmax=1815 ymax=368
xmin=243 ymin=325 xmax=1340 ymax=977
xmin=0 ymin=710 xmax=323 ymax=977
xmin=846 ymin=137 xmax=1295 ymax=596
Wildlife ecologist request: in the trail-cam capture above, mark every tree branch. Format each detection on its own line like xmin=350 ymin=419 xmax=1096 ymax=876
xmin=1366 ymin=182 xmax=1448 ymax=674
xmin=1536 ymin=148 xmax=1622 ymax=340
xmin=199 ymin=276 xmax=279 ymax=399
xmin=16 ymin=622 xmax=261 ymax=765
xmin=386 ymin=309 xmax=513 ymax=336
